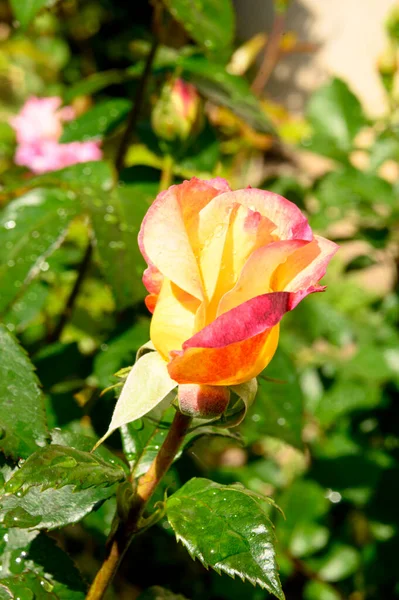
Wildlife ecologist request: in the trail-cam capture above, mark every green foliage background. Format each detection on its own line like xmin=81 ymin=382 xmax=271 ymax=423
xmin=0 ymin=0 xmax=399 ymax=599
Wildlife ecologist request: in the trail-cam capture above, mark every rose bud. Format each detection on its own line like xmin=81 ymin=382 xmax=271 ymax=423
xmin=151 ymin=78 xmax=203 ymax=143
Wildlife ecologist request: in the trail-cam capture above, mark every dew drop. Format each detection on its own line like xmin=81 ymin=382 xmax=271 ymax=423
xmin=3 ymin=507 xmax=42 ymax=528
xmin=4 ymin=220 xmax=16 ymax=230
xmin=40 ymin=578 xmax=54 ymax=592
xmin=5 ymin=477 xmax=23 ymax=494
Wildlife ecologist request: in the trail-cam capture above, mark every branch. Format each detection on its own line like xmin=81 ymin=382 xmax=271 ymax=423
xmin=115 ymin=38 xmax=159 ymax=173
xmin=48 ymin=239 xmax=92 ymax=343
xmin=86 ymin=410 xmax=192 ymax=600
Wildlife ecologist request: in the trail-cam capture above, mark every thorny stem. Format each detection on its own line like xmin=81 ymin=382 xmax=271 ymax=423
xmin=115 ymin=37 xmax=159 ymax=173
xmin=48 ymin=239 xmax=93 ymax=343
xmin=85 ymin=411 xmax=192 ymax=600
xmin=251 ymin=11 xmax=287 ymax=95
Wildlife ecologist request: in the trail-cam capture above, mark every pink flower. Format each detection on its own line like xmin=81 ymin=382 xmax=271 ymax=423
xmin=10 ymin=96 xmax=102 ymax=174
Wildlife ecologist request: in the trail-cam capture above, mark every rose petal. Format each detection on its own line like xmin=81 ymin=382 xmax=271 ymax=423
xmin=199 ymin=203 xmax=275 ymax=306
xmin=184 ymin=291 xmax=292 ymax=349
xmin=168 ymin=326 xmax=280 ymax=386
xmin=197 ymin=188 xmax=313 ymax=249
xmin=218 ymin=239 xmax=308 ymax=315
xmin=272 ymin=235 xmax=339 ymax=296
xmin=150 ymin=278 xmax=202 ymax=360
xmin=138 ymin=179 xmax=227 ymax=300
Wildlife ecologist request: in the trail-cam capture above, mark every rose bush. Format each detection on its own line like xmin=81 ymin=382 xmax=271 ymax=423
xmin=139 ymin=178 xmax=338 ymax=391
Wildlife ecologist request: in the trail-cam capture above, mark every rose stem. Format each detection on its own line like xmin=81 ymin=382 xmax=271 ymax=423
xmin=115 ymin=37 xmax=159 ymax=174
xmin=86 ymin=410 xmax=192 ymax=600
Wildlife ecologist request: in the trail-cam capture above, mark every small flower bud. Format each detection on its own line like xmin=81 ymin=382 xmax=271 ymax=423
xmin=178 ymin=384 xmax=230 ymax=419
xmin=151 ymin=78 xmax=203 ymax=143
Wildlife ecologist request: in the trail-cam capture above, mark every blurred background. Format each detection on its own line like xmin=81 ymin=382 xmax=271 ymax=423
xmin=1 ymin=0 xmax=399 ymax=599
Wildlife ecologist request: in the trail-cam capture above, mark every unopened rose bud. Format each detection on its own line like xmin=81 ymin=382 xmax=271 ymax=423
xmin=178 ymin=384 xmax=230 ymax=419
xmin=151 ymin=78 xmax=203 ymax=143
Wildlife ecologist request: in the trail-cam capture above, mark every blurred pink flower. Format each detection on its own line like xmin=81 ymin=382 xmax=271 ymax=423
xmin=10 ymin=96 xmax=102 ymax=174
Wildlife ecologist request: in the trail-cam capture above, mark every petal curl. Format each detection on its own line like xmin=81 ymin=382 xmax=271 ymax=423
xmin=218 ymin=239 xmax=307 ymax=315
xmin=197 ymin=188 xmax=313 ymax=247
xmin=272 ymin=235 xmax=339 ymax=302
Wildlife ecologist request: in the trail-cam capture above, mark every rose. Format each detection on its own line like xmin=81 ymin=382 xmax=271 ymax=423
xmin=138 ymin=177 xmax=338 ymax=416
xmin=10 ymin=96 xmax=102 ymax=174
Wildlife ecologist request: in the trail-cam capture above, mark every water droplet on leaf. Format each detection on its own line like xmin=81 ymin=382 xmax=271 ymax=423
xmin=3 ymin=507 xmax=41 ymax=528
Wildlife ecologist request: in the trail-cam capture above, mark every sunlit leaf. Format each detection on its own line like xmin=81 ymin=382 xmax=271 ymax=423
xmin=162 ymin=0 xmax=235 ymax=58
xmin=95 ymin=351 xmax=177 ymax=448
xmin=60 ymin=100 xmax=132 ymax=142
xmin=0 ymin=325 xmax=49 ymax=460
xmin=0 ymin=189 xmax=80 ymax=315
xmin=166 ymin=478 xmax=284 ymax=599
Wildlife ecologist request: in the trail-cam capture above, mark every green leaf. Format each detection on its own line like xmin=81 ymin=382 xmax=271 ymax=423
xmin=3 ymin=445 xmax=125 ymax=496
xmin=30 ymin=160 xmax=115 ymax=190
xmin=93 ymin=321 xmax=150 ymax=389
xmin=307 ymin=544 xmax=360 ymax=582
xmin=96 ymin=351 xmax=177 ymax=448
xmin=0 ymin=572 xmax=57 ymax=599
xmin=0 ymin=527 xmax=86 ymax=599
xmin=314 ymin=380 xmax=381 ymax=427
xmin=180 ymin=56 xmax=274 ymax=133
xmin=0 ymin=482 xmax=117 ymax=530
xmin=50 ymin=428 xmax=128 ymax=474
xmin=0 ymin=188 xmax=80 ymax=315
xmin=241 ymin=348 xmax=304 ymax=449
xmin=85 ymin=180 xmax=156 ymax=309
xmin=63 ymin=70 xmax=130 ymax=103
xmin=0 ymin=325 xmax=49 ymax=460
xmin=289 ymin=522 xmax=329 ymax=558
xmin=9 ymin=0 xmax=56 ymax=29
xmin=162 ymin=0 xmax=235 ymax=58
xmin=306 ymin=77 xmax=366 ymax=159
xmin=313 ymin=168 xmax=396 ymax=229
xmin=166 ymin=478 xmax=284 ymax=600
xmin=304 ymin=580 xmax=341 ymax=600
xmin=60 ymin=99 xmax=132 ymax=142
xmin=138 ymin=587 xmax=189 ymax=600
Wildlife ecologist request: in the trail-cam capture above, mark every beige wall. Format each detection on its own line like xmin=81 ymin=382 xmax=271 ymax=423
xmin=234 ymin=0 xmax=397 ymax=116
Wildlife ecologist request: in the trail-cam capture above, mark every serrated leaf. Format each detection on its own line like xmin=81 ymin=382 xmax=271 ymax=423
xmin=180 ymin=56 xmax=274 ymax=134
xmin=0 ymin=571 xmax=57 ymax=599
xmin=0 ymin=481 xmax=117 ymax=530
xmin=138 ymin=587 xmax=189 ymax=600
xmin=241 ymin=348 xmax=304 ymax=449
xmin=9 ymin=0 xmax=56 ymax=28
xmin=306 ymin=77 xmax=366 ymax=160
xmin=0 ymin=188 xmax=80 ymax=315
xmin=162 ymin=0 xmax=235 ymax=58
xmin=96 ymin=351 xmax=177 ymax=448
xmin=50 ymin=429 xmax=128 ymax=474
xmin=60 ymin=100 xmax=132 ymax=143
xmin=166 ymin=478 xmax=284 ymax=599
xmin=3 ymin=445 xmax=125 ymax=495
xmin=0 ymin=325 xmax=49 ymax=460
xmin=0 ymin=527 xmax=86 ymax=599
